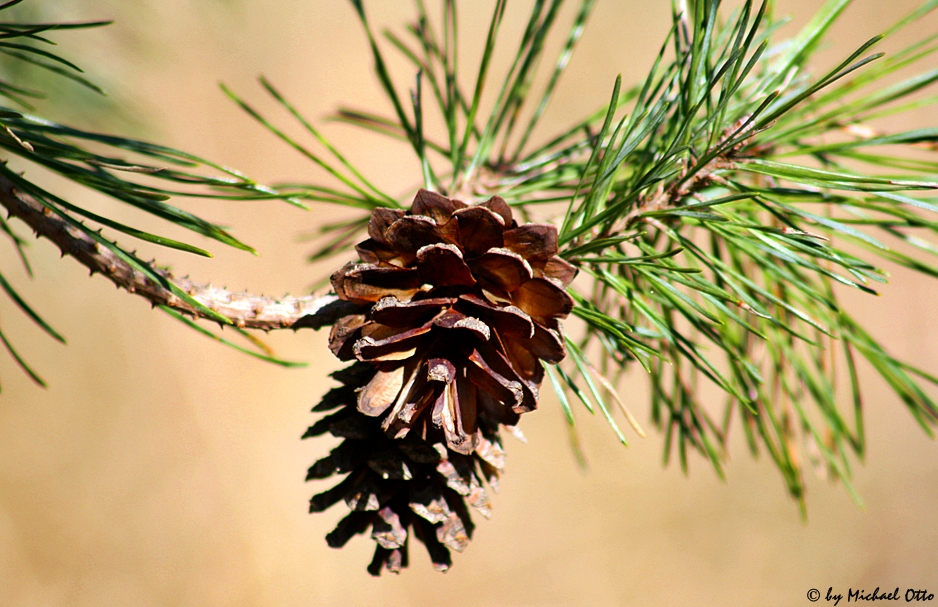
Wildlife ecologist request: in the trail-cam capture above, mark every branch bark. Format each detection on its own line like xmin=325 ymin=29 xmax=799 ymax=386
xmin=0 ymin=174 xmax=356 ymax=331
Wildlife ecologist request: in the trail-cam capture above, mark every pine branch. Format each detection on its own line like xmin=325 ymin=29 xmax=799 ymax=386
xmin=262 ymin=0 xmax=938 ymax=510
xmin=0 ymin=173 xmax=351 ymax=331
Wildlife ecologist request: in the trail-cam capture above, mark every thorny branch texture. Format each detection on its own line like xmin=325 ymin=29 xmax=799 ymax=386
xmin=0 ymin=173 xmax=354 ymax=331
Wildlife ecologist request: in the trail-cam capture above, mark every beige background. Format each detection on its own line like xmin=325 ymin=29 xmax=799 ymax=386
xmin=0 ymin=1 xmax=936 ymax=605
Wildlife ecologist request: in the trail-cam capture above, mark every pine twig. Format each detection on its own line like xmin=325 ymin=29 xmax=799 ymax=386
xmin=0 ymin=173 xmax=353 ymax=331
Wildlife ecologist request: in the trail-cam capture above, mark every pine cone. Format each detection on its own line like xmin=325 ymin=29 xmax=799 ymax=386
xmin=330 ymin=189 xmax=576 ymax=451
xmin=309 ymin=190 xmax=576 ymax=573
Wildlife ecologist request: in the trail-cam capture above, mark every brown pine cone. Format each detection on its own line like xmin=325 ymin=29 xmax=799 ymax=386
xmin=310 ymin=190 xmax=576 ymax=573
xmin=329 ymin=189 xmax=576 ymax=453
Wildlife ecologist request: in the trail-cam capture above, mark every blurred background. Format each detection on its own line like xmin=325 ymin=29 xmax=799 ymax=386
xmin=0 ymin=1 xmax=936 ymax=605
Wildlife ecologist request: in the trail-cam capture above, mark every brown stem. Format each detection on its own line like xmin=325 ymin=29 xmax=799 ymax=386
xmin=0 ymin=174 xmax=356 ymax=331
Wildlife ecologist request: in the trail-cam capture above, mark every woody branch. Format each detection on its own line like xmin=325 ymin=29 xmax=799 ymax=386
xmin=0 ymin=173 xmax=354 ymax=331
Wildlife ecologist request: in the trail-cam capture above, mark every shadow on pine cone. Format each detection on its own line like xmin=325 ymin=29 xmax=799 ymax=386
xmin=306 ymin=189 xmax=576 ymax=574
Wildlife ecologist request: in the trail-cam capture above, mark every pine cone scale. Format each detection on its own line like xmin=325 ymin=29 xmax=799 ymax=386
xmin=385 ymin=215 xmax=448 ymax=254
xmin=503 ymin=223 xmax=559 ymax=259
xmin=353 ymin=322 xmax=431 ymax=362
xmin=457 ymin=293 xmax=534 ymax=337
xmin=450 ymin=206 xmax=505 ymax=255
xmin=370 ymin=295 xmax=455 ymax=326
xmin=469 ymin=248 xmax=533 ymax=292
xmin=512 ymin=277 xmax=574 ymax=321
xmin=358 ymin=365 xmax=406 ymax=417
xmin=416 ymin=243 xmax=477 ymax=286
xmin=412 ymin=188 xmax=462 ymax=221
